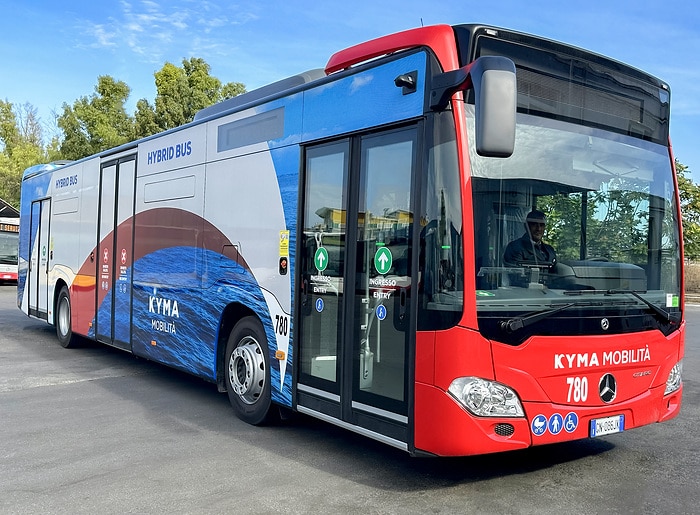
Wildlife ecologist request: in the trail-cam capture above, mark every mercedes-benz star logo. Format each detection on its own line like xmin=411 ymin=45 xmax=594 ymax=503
xmin=600 ymin=318 xmax=610 ymax=331
xmin=599 ymin=373 xmax=617 ymax=403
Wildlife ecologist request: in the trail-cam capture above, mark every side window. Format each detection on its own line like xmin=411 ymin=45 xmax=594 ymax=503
xmin=418 ymin=112 xmax=463 ymax=330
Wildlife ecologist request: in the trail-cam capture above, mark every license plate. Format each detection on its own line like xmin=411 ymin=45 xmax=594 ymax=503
xmin=590 ymin=415 xmax=625 ymax=437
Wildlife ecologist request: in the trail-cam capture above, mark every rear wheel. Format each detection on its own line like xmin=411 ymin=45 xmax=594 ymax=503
xmin=225 ymin=316 xmax=276 ymax=425
xmin=56 ymin=286 xmax=78 ymax=348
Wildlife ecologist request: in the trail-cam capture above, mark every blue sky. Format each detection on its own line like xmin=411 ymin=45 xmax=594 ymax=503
xmin=1 ymin=0 xmax=698 ymax=176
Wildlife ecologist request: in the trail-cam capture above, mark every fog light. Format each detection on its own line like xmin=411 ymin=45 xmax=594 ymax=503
xmin=448 ymin=377 xmax=524 ymax=417
xmin=664 ymin=361 xmax=682 ymax=395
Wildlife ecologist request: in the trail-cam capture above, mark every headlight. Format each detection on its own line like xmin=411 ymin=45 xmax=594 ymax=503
xmin=448 ymin=377 xmax=524 ymax=417
xmin=664 ymin=361 xmax=682 ymax=395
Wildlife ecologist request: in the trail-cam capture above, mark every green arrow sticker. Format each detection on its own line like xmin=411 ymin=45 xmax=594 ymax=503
xmin=374 ymin=247 xmax=392 ymax=275
xmin=314 ymin=247 xmax=329 ymax=272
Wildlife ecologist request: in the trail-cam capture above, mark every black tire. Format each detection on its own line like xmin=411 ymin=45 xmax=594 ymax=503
xmin=55 ymin=286 xmax=78 ymax=348
xmin=225 ymin=316 xmax=277 ymax=425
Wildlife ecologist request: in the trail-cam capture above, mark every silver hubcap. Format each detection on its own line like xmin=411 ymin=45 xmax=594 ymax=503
xmin=58 ymin=297 xmax=70 ymax=338
xmin=228 ymin=336 xmax=265 ymax=404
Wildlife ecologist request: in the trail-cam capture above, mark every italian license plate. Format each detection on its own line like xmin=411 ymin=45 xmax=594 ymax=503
xmin=590 ymin=415 xmax=625 ymax=437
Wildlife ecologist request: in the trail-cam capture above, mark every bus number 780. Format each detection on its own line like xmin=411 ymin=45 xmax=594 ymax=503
xmin=567 ymin=376 xmax=588 ymax=403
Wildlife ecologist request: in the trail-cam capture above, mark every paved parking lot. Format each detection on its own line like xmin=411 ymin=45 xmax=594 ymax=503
xmin=1 ymin=284 xmax=698 ymax=514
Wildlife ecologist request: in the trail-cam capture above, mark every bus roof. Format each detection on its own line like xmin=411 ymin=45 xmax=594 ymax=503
xmin=194 ymin=69 xmax=326 ymax=122
xmin=21 ymin=161 xmax=72 ymax=181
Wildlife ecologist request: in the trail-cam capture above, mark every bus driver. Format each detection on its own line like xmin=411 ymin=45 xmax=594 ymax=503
xmin=504 ymin=209 xmax=557 ymax=268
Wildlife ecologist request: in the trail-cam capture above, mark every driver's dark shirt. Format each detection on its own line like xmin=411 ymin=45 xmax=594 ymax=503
xmin=504 ymin=233 xmax=557 ymax=266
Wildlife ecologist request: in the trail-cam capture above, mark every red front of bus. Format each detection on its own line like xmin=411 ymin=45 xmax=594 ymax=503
xmin=0 ymin=270 xmax=18 ymax=281
xmin=413 ymin=34 xmax=684 ymax=455
xmin=0 ymin=224 xmax=19 ymax=282
xmin=414 ymin=323 xmax=683 ymax=456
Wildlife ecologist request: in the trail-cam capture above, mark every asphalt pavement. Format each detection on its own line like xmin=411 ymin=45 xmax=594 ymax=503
xmin=1 ymin=284 xmax=698 ymax=514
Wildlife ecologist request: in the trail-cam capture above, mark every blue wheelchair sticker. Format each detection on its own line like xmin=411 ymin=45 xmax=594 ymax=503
xmin=564 ymin=412 xmax=579 ymax=433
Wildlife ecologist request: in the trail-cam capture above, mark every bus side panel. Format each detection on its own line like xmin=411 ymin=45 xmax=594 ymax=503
xmin=301 ymin=51 xmax=427 ymax=142
xmin=48 ymin=162 xmax=82 ymax=324
xmin=63 ymin=160 xmax=99 ymax=335
xmin=204 ymin=150 xmax=294 ymax=405
xmin=202 ymin=97 xmax=304 ymax=407
xmin=268 ymin=144 xmax=302 ymax=403
xmin=128 ymin=164 xmax=214 ymax=378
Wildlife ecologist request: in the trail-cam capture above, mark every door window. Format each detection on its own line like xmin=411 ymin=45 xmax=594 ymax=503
xmin=353 ymin=129 xmax=416 ymax=413
xmin=298 ymin=127 xmax=417 ymax=421
xmin=298 ymin=141 xmax=349 ymax=390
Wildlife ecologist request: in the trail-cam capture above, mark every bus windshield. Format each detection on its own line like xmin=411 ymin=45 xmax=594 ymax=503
xmin=0 ymin=231 xmax=19 ymax=265
xmin=468 ymin=107 xmax=681 ymax=345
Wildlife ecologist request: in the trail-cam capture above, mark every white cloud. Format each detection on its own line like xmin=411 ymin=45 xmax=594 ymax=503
xmin=74 ymin=0 xmax=260 ymax=65
xmin=83 ymin=23 xmax=118 ymax=48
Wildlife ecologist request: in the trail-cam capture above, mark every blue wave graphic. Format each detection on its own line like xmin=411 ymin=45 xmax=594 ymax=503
xmin=92 ymin=246 xmax=293 ymax=407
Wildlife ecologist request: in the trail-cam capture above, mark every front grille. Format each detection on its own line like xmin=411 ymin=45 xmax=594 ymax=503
xmin=495 ymin=423 xmax=515 ymax=437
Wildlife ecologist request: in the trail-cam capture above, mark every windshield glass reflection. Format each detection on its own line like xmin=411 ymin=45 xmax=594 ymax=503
xmin=467 ymin=107 xmax=681 ymax=343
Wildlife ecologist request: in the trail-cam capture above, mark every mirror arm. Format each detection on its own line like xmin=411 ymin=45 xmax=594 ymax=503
xmin=429 ymin=66 xmax=472 ymax=111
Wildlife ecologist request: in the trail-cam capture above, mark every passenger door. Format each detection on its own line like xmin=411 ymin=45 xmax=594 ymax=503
xmin=95 ymin=157 xmax=136 ymax=350
xmin=297 ymin=127 xmax=418 ymax=446
xmin=27 ymin=198 xmax=51 ymax=319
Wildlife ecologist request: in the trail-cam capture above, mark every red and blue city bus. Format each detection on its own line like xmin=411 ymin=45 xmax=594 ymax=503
xmin=18 ymin=24 xmax=683 ymax=456
xmin=0 ymin=216 xmax=20 ymax=282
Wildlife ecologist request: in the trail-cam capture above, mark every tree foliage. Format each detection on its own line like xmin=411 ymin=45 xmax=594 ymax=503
xmin=135 ymin=57 xmax=245 ymax=137
xmin=540 ymin=159 xmax=699 ymax=262
xmin=539 ymin=183 xmax=650 ymax=264
xmin=57 ymin=76 xmax=135 ymax=160
xmin=0 ymin=101 xmax=48 ymax=208
xmin=675 ymin=159 xmax=700 ymax=259
xmin=1 ymin=56 xmax=245 ymax=208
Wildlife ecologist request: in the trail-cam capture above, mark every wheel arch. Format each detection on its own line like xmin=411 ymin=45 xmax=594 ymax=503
xmin=52 ymin=278 xmax=69 ymax=326
xmin=215 ymin=302 xmax=260 ymax=392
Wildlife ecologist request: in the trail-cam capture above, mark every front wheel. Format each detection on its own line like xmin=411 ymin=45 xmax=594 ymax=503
xmin=225 ymin=317 xmax=276 ymax=425
xmin=56 ymin=286 xmax=78 ymax=348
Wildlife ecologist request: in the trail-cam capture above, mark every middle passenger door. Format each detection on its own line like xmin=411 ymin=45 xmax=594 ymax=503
xmin=95 ymin=156 xmax=136 ymax=351
xmin=297 ymin=126 xmax=418 ymax=447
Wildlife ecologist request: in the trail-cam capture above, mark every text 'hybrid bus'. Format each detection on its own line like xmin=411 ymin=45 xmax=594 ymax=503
xmin=18 ymin=23 xmax=683 ymax=456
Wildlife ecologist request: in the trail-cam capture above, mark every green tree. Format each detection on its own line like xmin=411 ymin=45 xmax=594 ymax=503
xmin=0 ymin=101 xmax=48 ymax=207
xmin=675 ymin=159 xmax=700 ymax=259
xmin=221 ymin=81 xmax=246 ymax=100
xmin=539 ymin=178 xmax=660 ymax=265
xmin=135 ymin=57 xmax=245 ymax=137
xmin=153 ymin=61 xmax=188 ymax=130
xmin=134 ymin=98 xmax=159 ymax=139
xmin=0 ymin=100 xmax=20 ymax=154
xmin=544 ymin=159 xmax=700 ymax=261
xmin=57 ymin=75 xmax=135 ymax=160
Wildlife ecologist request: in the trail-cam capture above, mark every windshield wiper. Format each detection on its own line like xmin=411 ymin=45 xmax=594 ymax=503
xmin=564 ymin=288 xmax=680 ymax=324
xmin=499 ymin=302 xmax=578 ymax=333
xmin=606 ymin=289 xmax=681 ymax=324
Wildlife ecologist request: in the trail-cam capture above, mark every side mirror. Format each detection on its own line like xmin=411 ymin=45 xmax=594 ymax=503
xmin=430 ymin=56 xmax=516 ymax=157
